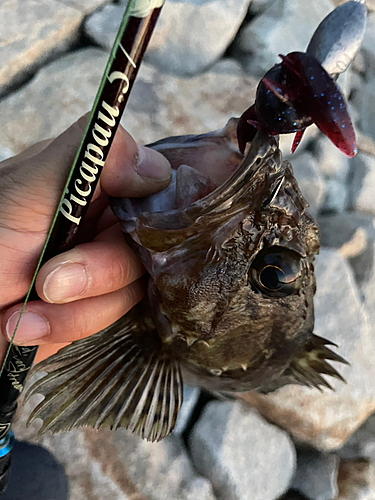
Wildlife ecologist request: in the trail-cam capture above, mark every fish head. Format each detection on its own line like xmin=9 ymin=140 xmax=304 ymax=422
xmin=111 ymin=130 xmax=320 ymax=392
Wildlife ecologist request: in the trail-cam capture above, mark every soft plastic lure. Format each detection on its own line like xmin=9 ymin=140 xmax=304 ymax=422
xmin=237 ymin=0 xmax=367 ymax=157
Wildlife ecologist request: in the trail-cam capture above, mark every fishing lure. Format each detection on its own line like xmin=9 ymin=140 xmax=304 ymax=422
xmin=237 ymin=1 xmax=366 ymax=157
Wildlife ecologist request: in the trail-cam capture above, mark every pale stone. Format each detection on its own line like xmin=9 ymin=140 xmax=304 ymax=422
xmin=349 ymin=153 xmax=375 ymax=215
xmin=313 ymin=133 xmax=350 ymax=179
xmin=239 ymin=249 xmax=375 ymax=452
xmin=335 ymin=459 xmax=375 ymax=500
xmin=289 ymin=151 xmax=326 ymax=215
xmin=85 ymin=5 xmax=125 ymax=51
xmin=317 ymin=213 xmax=375 ymax=355
xmin=174 ymin=384 xmax=201 ymax=435
xmin=351 ymin=14 xmax=375 ymax=142
xmin=124 ymin=61 xmax=257 ymax=145
xmin=86 ymin=0 xmax=250 ymax=75
xmin=0 ymin=146 xmax=14 ymax=163
xmin=0 ymin=48 xmax=257 ymax=155
xmin=318 ymin=212 xmax=375 ymax=285
xmin=0 ymin=48 xmax=109 ymax=154
xmin=238 ymin=0 xmax=335 ymax=76
xmin=340 ymin=413 xmax=375 ymax=460
xmin=313 ymin=135 xmax=351 ymax=213
xmin=13 ymin=404 xmax=216 ymax=500
xmin=190 ymin=401 xmax=296 ymax=500
xmin=0 ymin=0 xmax=84 ymax=97
xmin=58 ymin=0 xmax=110 ymax=14
xmin=249 ymin=0 xmax=277 ymax=15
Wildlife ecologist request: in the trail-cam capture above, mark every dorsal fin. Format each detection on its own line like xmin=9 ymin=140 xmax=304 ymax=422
xmin=288 ymin=333 xmax=348 ymax=390
xmin=26 ymin=303 xmax=183 ymax=442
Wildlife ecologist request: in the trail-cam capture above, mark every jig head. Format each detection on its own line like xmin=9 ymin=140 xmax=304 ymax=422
xmin=237 ymin=1 xmax=367 ymax=157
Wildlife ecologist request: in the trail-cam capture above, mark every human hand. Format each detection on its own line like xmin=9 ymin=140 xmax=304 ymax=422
xmin=0 ymin=116 xmax=171 ymax=365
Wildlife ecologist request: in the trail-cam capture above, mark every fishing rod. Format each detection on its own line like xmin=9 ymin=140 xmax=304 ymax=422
xmin=0 ymin=0 xmax=165 ymax=492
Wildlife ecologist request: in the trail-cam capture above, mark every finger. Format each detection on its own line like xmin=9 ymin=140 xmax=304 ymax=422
xmin=2 ymin=278 xmax=146 ymax=346
xmin=0 ymin=336 xmax=8 ymax=367
xmin=35 ymin=224 xmax=144 ymax=304
xmin=0 ymin=331 xmax=68 ymax=366
xmin=101 ymin=125 xmax=171 ymax=198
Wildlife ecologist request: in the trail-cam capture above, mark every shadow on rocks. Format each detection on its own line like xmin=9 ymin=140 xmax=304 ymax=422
xmin=1 ymin=440 xmax=69 ymax=500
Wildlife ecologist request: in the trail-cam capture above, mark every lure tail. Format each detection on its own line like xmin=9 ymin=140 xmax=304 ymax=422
xmin=25 ymin=303 xmax=183 ymax=442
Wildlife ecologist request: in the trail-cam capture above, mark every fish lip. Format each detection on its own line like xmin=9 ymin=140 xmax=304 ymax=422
xmin=136 ymin=132 xmax=282 ymax=231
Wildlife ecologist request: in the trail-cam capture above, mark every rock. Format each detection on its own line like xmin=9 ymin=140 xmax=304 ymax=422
xmin=351 ymin=14 xmax=375 ymax=142
xmin=124 ymin=60 xmax=257 ymax=144
xmin=209 ymin=58 xmax=244 ymax=76
xmin=60 ymin=0 xmax=110 ymax=14
xmin=173 ymin=384 xmax=201 ymax=435
xmin=237 ymin=0 xmax=335 ymax=76
xmin=318 ymin=212 xmax=375 ymax=251
xmin=86 ymin=0 xmax=249 ymax=76
xmin=248 ymin=0 xmax=278 ymax=16
xmin=335 ymin=459 xmax=375 ymax=500
xmin=0 ymin=0 xmax=84 ymax=98
xmin=0 ymin=48 xmax=108 ymax=154
xmin=85 ymin=5 xmax=124 ymax=51
xmin=357 ymin=133 xmax=375 ymax=157
xmin=0 ymin=47 xmax=257 ymax=154
xmin=13 ymin=405 xmax=215 ymax=500
xmin=190 ymin=401 xmax=296 ymax=500
xmin=292 ymin=447 xmax=339 ymax=500
xmin=318 ymin=213 xmax=375 ymax=359
xmin=348 ymin=152 xmax=375 ymax=215
xmin=317 ymin=212 xmax=375 ymax=286
xmin=0 ymin=146 xmax=14 ymax=163
xmin=312 ymin=135 xmax=350 ymax=213
xmin=339 ymin=413 xmax=375 ymax=460
xmin=288 ymin=151 xmax=326 ymax=215
xmin=239 ymin=249 xmax=375 ymax=452
xmin=110 ymin=431 xmax=216 ymax=500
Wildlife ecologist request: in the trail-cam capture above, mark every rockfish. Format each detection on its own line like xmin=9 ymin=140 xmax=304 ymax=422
xmin=26 ymin=125 xmax=346 ymax=441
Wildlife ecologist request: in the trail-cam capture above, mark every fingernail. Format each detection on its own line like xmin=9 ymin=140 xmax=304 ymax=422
xmin=6 ymin=311 xmax=50 ymax=342
xmin=135 ymin=145 xmax=171 ymax=180
xmin=43 ymin=263 xmax=88 ymax=303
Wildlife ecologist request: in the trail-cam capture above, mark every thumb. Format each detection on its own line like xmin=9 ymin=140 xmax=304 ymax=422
xmin=0 ymin=116 xmax=172 ymax=233
xmin=101 ymin=124 xmax=171 ymax=198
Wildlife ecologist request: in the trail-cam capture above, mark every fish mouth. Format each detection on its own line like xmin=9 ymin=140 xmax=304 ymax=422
xmin=133 ymin=132 xmax=286 ymax=231
xmin=111 ymin=130 xmax=314 ymax=257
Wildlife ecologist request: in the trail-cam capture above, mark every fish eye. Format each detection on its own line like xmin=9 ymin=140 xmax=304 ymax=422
xmin=249 ymin=246 xmax=304 ymax=298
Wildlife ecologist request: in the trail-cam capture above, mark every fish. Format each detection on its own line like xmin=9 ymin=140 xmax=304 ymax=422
xmin=25 ymin=126 xmax=347 ymax=442
xmin=25 ymin=1 xmax=366 ymax=442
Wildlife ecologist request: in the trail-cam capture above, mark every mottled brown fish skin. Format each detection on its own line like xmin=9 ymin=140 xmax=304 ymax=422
xmin=26 ymin=127 xmax=345 ymax=442
xmin=142 ymin=132 xmax=320 ymax=392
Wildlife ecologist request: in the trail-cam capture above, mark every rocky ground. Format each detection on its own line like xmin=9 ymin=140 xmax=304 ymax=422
xmin=1 ymin=0 xmax=375 ymax=499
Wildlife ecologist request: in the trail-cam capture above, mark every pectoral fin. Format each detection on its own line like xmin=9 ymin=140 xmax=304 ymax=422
xmin=26 ymin=304 xmax=183 ymax=442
